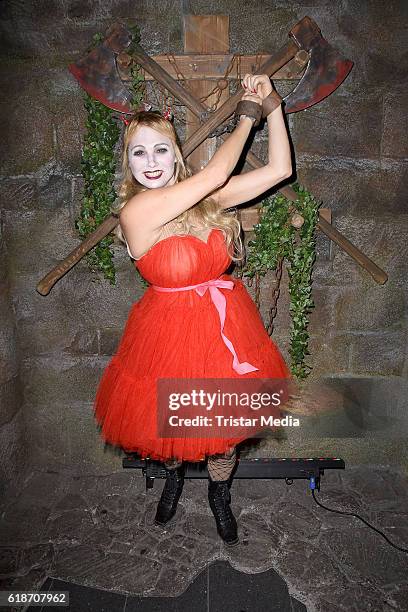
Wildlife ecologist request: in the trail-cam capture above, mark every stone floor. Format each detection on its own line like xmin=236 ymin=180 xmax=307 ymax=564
xmin=1 ymin=463 xmax=408 ymax=611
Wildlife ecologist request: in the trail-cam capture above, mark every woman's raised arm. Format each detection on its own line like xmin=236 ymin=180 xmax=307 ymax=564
xmin=212 ymin=74 xmax=292 ymax=210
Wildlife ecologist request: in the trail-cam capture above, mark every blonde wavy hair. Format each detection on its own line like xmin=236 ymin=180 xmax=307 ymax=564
xmin=112 ymin=111 xmax=244 ymax=261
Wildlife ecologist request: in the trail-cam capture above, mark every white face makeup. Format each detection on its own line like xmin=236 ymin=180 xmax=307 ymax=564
xmin=128 ymin=126 xmax=176 ymax=189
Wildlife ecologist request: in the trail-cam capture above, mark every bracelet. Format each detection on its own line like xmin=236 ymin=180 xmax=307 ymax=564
xmin=234 ymin=100 xmax=262 ymax=127
xmin=262 ymin=90 xmax=283 ymax=118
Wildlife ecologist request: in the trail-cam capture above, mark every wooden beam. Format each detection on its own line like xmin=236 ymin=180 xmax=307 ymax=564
xmin=135 ymin=51 xmax=308 ymax=81
xmin=184 ymin=15 xmax=230 ymax=170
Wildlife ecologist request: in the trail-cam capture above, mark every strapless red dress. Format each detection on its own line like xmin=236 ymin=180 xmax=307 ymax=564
xmin=93 ymin=229 xmax=291 ymax=461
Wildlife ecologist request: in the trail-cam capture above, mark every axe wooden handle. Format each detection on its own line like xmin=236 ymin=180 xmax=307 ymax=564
xmin=279 ymin=185 xmax=388 ymax=285
xmin=317 ymin=216 xmax=388 ymax=285
xmin=36 ymin=215 xmax=118 ymax=296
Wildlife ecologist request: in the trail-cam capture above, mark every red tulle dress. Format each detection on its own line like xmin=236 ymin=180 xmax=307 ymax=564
xmin=93 ymin=228 xmax=291 ymax=461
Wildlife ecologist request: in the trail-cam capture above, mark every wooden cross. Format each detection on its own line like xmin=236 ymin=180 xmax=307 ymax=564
xmin=139 ymin=15 xmax=327 ymax=230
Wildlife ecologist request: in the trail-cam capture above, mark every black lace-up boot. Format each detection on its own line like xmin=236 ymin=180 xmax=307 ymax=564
xmin=208 ymin=479 xmax=239 ymax=546
xmin=154 ymin=466 xmax=185 ymax=526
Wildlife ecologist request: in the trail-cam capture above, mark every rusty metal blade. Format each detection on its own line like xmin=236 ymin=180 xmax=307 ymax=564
xmin=69 ymin=44 xmax=133 ymax=113
xmin=284 ymin=41 xmax=353 ymax=113
xmin=283 ymin=16 xmax=353 ymax=113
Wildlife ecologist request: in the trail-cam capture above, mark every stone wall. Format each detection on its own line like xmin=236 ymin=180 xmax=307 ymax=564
xmin=0 ymin=211 xmax=26 ymax=494
xmin=0 ymin=0 xmax=406 ymax=479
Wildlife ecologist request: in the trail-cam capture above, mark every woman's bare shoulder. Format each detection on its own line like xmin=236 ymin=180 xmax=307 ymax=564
xmin=119 ymin=208 xmax=164 ymax=260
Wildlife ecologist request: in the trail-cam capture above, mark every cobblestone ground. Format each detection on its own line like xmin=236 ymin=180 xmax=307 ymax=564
xmin=1 ymin=465 xmax=407 ymax=611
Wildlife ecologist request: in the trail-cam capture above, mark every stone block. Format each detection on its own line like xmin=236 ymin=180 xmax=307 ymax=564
xmin=314 ymin=228 xmax=331 ymax=260
xmin=335 ymin=285 xmax=406 ymax=332
xmin=99 ymin=328 xmax=121 ymax=355
xmin=131 ymin=3 xmax=183 ymax=55
xmin=65 ymin=328 xmax=99 ymax=355
xmin=65 ymin=0 xmax=95 ymax=20
xmin=379 ymin=216 xmax=408 ymax=290
xmin=9 ymin=263 xmax=141 ymax=359
xmin=55 ymin=107 xmax=85 ymax=173
xmin=53 ymin=543 xmax=159 ymax=592
xmin=14 ymin=303 xmax=92 ymax=357
xmin=336 ymin=1 xmax=408 ymax=86
xmin=14 ymin=323 xmax=99 ymax=359
xmin=1 ymin=0 xmax=65 ymax=28
xmin=8 ymin=469 xmax=66 ymax=510
xmin=26 ymin=399 xmax=120 ymax=472
xmin=229 ymin=4 xmax=298 ymax=55
xmin=0 ymin=496 xmax=51 ymax=545
xmin=0 ymin=307 xmax=19 ymax=383
xmin=70 ymin=175 xmax=84 ymax=228
xmin=0 ymin=63 xmax=55 ymax=174
xmin=308 ymin=285 xmax=339 ymax=338
xmin=3 ymin=205 xmax=79 ymax=275
xmin=37 ymin=171 xmax=72 ymax=211
xmin=0 ymin=6 xmax=98 ymax=60
xmin=294 ymin=375 xmax=408 ymax=441
xmin=383 ymin=87 xmax=408 ymax=159
xmin=57 ymin=263 xmax=146 ymax=328
xmin=273 ymin=501 xmax=322 ymax=541
xmin=311 ymin=259 xmax=334 ymax=287
xmin=275 ymin=539 xmax=345 ymax=590
xmin=350 ymin=331 xmax=406 ymax=376
xmin=0 ymin=376 xmax=23 ymax=428
xmin=0 ymin=410 xmax=27 ymax=497
xmin=291 ymin=90 xmax=382 ymax=159
xmin=45 ymin=71 xmax=87 ymax=172
xmin=330 ymin=244 xmax=373 ymax=288
xmin=0 ymin=547 xmax=19 ymax=575
xmin=297 ymin=158 xmax=408 ymax=215
xmin=307 ymin=334 xmax=352 ymax=378
xmin=331 ymin=214 xmax=408 ymax=289
xmin=21 ymin=354 xmax=108 ymax=405
xmin=0 ymin=178 xmax=38 ymax=213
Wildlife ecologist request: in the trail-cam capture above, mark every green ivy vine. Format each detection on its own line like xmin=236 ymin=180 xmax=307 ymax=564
xmin=76 ymin=28 xmax=146 ymax=285
xmin=242 ymin=183 xmax=320 ymax=379
xmin=75 ymin=94 xmax=120 ymax=284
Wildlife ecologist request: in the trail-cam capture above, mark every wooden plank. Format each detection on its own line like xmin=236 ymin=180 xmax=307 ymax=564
xmin=183 ymin=15 xmax=230 ymax=170
xmin=136 ymin=52 xmax=308 ymax=81
xmin=184 ymin=15 xmax=229 ymax=53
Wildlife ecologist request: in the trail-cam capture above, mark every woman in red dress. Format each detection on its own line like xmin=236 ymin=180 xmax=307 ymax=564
xmin=94 ymin=73 xmax=292 ymax=545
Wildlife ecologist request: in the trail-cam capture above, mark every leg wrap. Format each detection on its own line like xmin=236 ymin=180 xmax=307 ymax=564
xmin=207 ymin=447 xmax=237 ymax=481
xmin=164 ymin=458 xmax=183 ymax=470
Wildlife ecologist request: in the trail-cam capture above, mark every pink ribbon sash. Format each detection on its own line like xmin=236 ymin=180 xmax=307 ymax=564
xmin=151 ymin=278 xmax=259 ymax=375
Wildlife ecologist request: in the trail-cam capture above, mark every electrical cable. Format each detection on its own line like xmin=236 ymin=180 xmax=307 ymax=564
xmin=311 ymin=489 xmax=408 ymax=554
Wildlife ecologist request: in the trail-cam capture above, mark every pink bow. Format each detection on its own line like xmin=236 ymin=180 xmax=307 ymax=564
xmin=152 ymin=278 xmax=259 ymax=375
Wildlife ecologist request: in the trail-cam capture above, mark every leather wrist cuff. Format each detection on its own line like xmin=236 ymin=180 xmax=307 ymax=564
xmin=262 ymin=90 xmax=283 ymax=117
xmin=235 ymin=100 xmax=262 ymax=127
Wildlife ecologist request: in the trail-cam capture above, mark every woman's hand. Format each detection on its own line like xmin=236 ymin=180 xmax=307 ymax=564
xmin=241 ymin=73 xmax=273 ymax=101
xmin=238 ymin=74 xmax=264 ymax=124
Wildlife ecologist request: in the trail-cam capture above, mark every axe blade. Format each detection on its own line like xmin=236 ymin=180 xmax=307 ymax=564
xmin=69 ymin=27 xmax=134 ymax=114
xmin=284 ymin=18 xmax=353 ymax=113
